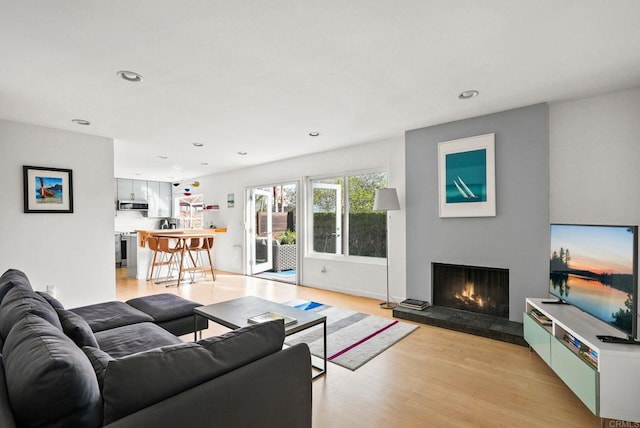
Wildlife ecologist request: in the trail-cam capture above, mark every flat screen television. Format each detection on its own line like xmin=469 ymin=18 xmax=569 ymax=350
xmin=549 ymin=224 xmax=639 ymax=340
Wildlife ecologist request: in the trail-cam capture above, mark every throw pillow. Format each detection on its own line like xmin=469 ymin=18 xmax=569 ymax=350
xmin=0 ymin=269 xmax=33 ymax=304
xmin=197 ymin=318 xmax=285 ymax=370
xmin=57 ymin=309 xmax=99 ymax=348
xmin=37 ymin=291 xmax=65 ymax=310
xmin=82 ymin=346 xmax=113 ymax=391
xmin=0 ymin=355 xmax=17 ymax=428
xmin=0 ymin=286 xmax=62 ymax=340
xmin=3 ymin=314 xmax=101 ymax=428
xmin=102 ymin=342 xmax=219 ymax=424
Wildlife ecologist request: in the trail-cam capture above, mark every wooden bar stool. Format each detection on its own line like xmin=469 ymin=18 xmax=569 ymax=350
xmin=188 ymin=236 xmax=216 ymax=281
xmin=187 ymin=238 xmax=205 ymax=278
xmin=146 ymin=237 xmax=162 ymax=281
xmin=158 ymin=237 xmax=189 ymax=284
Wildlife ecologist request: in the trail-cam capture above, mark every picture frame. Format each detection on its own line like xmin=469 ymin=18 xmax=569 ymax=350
xmin=437 ymin=133 xmax=495 ymax=218
xmin=23 ymin=165 xmax=74 ymax=213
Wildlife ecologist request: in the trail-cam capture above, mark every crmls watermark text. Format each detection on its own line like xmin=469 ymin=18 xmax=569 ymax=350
xmin=608 ymin=421 xmax=640 ymax=428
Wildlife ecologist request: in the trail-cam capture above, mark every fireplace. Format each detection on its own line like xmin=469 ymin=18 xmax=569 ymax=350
xmin=432 ymin=263 xmax=509 ymax=319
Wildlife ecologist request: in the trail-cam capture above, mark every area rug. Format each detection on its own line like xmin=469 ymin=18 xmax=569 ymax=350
xmin=284 ymin=299 xmax=418 ymax=371
xmin=255 ymin=270 xmax=296 ymax=282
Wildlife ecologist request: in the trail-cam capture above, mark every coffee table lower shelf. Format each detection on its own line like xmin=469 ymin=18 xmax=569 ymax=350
xmin=193 ymin=296 xmax=327 ymax=380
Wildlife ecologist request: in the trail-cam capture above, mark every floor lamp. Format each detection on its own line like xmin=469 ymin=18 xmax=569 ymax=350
xmin=373 ymin=188 xmax=400 ymax=309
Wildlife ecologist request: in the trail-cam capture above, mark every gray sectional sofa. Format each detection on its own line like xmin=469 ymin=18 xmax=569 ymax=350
xmin=0 ymin=269 xmax=312 ymax=427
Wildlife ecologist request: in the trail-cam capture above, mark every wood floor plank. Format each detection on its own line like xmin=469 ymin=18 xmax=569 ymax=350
xmin=115 ymin=269 xmax=602 ymax=427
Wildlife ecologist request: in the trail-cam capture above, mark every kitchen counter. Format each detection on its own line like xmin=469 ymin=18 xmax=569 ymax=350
xmin=130 ymin=228 xmax=227 ymax=280
xmin=136 ymin=228 xmax=227 ymax=248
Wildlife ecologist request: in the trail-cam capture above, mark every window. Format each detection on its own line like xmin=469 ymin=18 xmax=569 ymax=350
xmin=311 ymin=171 xmax=387 ymax=258
xmin=174 ymin=194 xmax=204 ymax=229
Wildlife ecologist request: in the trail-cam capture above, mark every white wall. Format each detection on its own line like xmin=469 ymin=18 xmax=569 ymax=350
xmin=550 ymin=86 xmax=640 ymax=226
xmin=0 ymin=119 xmax=116 ymax=307
xmin=114 ymin=210 xmax=162 ymax=233
xmin=195 ymin=136 xmax=406 ymax=302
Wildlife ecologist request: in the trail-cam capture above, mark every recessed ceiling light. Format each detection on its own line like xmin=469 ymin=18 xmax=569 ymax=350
xmin=237 ymin=151 xmax=247 ymax=156
xmin=192 ymin=142 xmax=204 ymax=147
xmin=117 ymin=70 xmax=143 ymax=82
xmin=172 ymin=164 xmax=183 ymax=170
xmin=309 ymin=132 xmax=320 ymax=137
xmin=132 ymin=173 xmax=142 ymax=176
xmin=157 ymin=155 xmax=168 ymax=159
xmin=71 ymin=119 xmax=90 ymax=126
xmin=200 ymin=162 xmax=209 ymax=166
xmin=458 ymin=90 xmax=479 ymax=100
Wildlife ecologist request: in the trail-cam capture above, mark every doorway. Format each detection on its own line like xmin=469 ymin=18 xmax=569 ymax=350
xmin=246 ymin=182 xmax=298 ymax=284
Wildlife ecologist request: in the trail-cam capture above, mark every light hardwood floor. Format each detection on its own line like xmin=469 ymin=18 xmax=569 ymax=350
xmin=116 ymin=269 xmax=602 ymax=428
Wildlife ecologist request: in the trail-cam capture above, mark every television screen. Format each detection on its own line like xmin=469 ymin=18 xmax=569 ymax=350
xmin=549 ymin=224 xmax=638 ymax=338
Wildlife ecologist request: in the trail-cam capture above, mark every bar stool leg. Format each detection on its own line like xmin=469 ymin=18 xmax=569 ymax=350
xmin=203 ymin=238 xmax=216 ymax=281
xmin=147 ymin=249 xmax=158 ymax=281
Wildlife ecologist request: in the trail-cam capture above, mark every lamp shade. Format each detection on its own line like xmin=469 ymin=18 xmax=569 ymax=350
xmin=373 ymin=188 xmax=400 ymax=211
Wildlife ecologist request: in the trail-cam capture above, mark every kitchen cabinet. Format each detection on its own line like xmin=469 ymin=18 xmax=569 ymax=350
xmin=147 ymin=181 xmax=172 ymax=217
xmin=159 ymin=182 xmax=172 ymax=216
xmin=117 ymin=179 xmax=148 ymax=201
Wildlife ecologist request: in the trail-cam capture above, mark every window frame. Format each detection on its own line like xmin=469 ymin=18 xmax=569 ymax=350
xmin=307 ymin=168 xmax=388 ymax=264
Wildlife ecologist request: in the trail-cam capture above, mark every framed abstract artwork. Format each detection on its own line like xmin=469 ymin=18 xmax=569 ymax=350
xmin=437 ymin=133 xmax=495 ymax=218
xmin=23 ymin=165 xmax=74 ymax=213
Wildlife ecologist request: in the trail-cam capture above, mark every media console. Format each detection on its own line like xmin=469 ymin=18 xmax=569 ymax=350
xmin=524 ymin=298 xmax=640 ymax=422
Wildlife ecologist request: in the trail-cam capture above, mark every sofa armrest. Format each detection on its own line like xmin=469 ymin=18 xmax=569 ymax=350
xmin=103 ymin=343 xmax=312 ymax=428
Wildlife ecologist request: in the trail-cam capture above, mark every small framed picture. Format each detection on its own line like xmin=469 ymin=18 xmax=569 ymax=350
xmin=23 ymin=166 xmax=74 ymax=213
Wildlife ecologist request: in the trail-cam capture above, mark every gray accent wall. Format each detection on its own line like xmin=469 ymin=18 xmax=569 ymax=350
xmin=405 ymin=104 xmax=549 ymax=322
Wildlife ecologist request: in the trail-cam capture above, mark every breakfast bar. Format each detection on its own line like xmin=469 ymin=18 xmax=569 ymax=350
xmin=129 ymin=228 xmax=226 ymax=284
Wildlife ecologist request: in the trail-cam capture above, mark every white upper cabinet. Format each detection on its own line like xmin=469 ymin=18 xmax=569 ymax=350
xmin=146 ymin=181 xmax=172 ymax=217
xmin=117 ymin=179 xmax=148 ymax=201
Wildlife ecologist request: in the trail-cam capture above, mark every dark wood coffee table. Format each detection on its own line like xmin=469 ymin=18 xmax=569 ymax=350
xmin=194 ymin=296 xmax=327 ymax=379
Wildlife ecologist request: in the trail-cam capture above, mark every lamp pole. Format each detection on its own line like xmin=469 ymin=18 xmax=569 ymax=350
xmin=373 ymin=188 xmax=400 ymax=309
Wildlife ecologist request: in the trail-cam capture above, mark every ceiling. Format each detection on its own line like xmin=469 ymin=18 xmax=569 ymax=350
xmin=2 ymin=1 xmax=640 ymax=182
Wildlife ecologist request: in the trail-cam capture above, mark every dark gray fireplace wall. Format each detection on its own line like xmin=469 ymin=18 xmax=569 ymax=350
xmin=405 ymin=103 xmax=550 ymax=322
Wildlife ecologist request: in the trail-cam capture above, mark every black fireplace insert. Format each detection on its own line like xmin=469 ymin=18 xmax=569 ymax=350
xmin=432 ymin=263 xmax=509 ymax=319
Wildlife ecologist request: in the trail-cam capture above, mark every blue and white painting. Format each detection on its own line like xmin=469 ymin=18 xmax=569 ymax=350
xmin=438 ymin=133 xmax=495 ymax=218
xmin=445 ymin=148 xmax=487 ymax=204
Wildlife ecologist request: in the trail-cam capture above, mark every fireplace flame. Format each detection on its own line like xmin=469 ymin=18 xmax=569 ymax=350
xmin=463 ymin=281 xmax=474 ymax=297
xmin=454 ymin=281 xmax=485 ymax=308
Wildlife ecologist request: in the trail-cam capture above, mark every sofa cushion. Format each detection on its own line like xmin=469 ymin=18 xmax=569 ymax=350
xmin=126 ymin=293 xmax=202 ymax=322
xmin=70 ymin=301 xmax=153 ymax=332
xmin=0 ymin=269 xmax=32 ymax=304
xmin=0 ymin=355 xmax=17 ymax=428
xmin=102 ymin=342 xmax=219 ymax=424
xmin=3 ymin=315 xmax=101 ymax=428
xmin=82 ymin=346 xmax=114 ymax=391
xmin=156 ymin=315 xmax=209 ymax=337
xmin=36 ymin=291 xmax=65 ymax=310
xmin=95 ymin=322 xmax=182 ymax=358
xmin=0 ymin=286 xmax=62 ymax=340
xmin=57 ymin=309 xmax=99 ymax=348
xmin=197 ymin=319 xmax=285 ymax=369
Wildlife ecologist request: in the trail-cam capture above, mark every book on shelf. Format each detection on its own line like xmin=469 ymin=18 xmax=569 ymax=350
xmin=578 ymin=351 xmax=598 ymax=369
xmin=247 ymin=311 xmax=297 ymax=326
xmin=399 ymin=299 xmax=430 ymax=310
xmin=563 ymin=333 xmax=581 ymax=350
xmin=530 ymin=308 xmax=552 ymax=325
